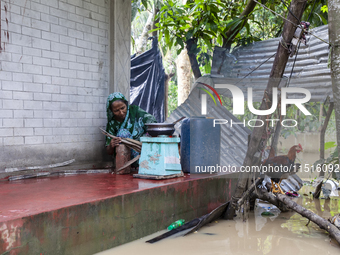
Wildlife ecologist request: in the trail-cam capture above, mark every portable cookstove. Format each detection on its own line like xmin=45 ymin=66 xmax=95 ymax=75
xmin=133 ymin=135 xmax=183 ymax=179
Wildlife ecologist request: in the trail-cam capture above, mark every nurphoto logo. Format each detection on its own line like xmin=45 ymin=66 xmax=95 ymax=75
xmin=199 ymin=83 xmax=312 ymax=128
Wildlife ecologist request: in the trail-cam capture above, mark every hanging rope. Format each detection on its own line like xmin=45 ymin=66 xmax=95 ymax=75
xmin=308 ymin=31 xmax=331 ymax=46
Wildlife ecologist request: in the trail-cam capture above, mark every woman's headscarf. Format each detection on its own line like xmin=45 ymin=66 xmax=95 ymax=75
xmin=106 ymin=92 xmax=129 ymax=126
xmin=106 ymin=92 xmax=131 ymax=142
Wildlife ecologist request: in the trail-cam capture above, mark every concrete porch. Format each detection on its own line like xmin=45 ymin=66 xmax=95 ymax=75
xmin=0 ymin=172 xmax=237 ymax=254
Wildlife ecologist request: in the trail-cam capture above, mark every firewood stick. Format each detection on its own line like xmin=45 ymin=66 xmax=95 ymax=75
xmin=99 ymin=128 xmax=142 ymax=152
xmin=125 ymin=138 xmax=142 ymax=146
xmin=126 ymin=145 xmax=141 ymax=153
xmin=116 ymin=155 xmax=141 ymax=172
xmin=99 ymin=128 xmax=140 ymax=146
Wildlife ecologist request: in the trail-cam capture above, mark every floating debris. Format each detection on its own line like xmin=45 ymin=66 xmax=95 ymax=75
xmin=203 ymin=233 xmax=216 ymax=236
xmin=261 ymin=211 xmax=275 ymax=217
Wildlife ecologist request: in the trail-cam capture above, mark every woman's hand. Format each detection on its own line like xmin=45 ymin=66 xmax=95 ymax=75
xmin=106 ymin=137 xmax=122 ymax=155
xmin=110 ymin=137 xmax=122 ymax=147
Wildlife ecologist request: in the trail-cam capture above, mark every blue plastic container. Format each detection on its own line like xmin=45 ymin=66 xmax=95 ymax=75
xmin=180 ymin=117 xmax=221 ymax=174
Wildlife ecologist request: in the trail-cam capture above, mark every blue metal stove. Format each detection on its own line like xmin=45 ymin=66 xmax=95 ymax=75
xmin=133 ymin=135 xmax=183 ymax=179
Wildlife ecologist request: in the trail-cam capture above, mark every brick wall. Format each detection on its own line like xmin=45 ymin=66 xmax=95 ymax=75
xmin=0 ymin=0 xmax=117 ymax=170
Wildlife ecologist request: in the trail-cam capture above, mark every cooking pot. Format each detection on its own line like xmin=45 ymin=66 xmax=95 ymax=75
xmin=145 ymin=117 xmax=185 ymax=137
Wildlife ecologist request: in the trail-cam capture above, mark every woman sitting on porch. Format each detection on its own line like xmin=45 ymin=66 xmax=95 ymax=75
xmin=105 ymin=92 xmax=156 ymax=156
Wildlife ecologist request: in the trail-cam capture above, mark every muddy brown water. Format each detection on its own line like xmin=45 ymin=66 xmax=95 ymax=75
xmin=96 ymin=186 xmax=340 ymax=255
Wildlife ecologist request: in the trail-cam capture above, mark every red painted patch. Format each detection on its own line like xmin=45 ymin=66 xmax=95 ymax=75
xmin=0 ymin=176 xmax=10 ymax=181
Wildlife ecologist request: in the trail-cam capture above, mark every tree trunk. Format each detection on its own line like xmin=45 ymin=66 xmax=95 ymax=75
xmin=222 ymin=0 xmax=257 ymax=50
xmin=314 ymin=102 xmax=334 ymax=198
xmin=271 ymin=121 xmax=281 ymax=156
xmin=152 ymin=7 xmax=160 ymax=38
xmin=145 ymin=3 xmax=175 ymax=120
xmin=319 ymin=102 xmax=324 ymax=131
xmin=321 ymin=102 xmax=334 ymax=160
xmin=164 ymin=72 xmax=175 ymax=118
xmin=328 ymin=1 xmax=340 ymax=166
xmin=136 ymin=10 xmax=155 ymax=54
xmin=177 ymin=48 xmax=192 ymax=106
xmin=225 ymin=0 xmax=307 ymax=219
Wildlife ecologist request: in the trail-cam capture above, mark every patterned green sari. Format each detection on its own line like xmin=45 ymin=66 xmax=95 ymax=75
xmin=105 ymin=92 xmax=157 ymax=147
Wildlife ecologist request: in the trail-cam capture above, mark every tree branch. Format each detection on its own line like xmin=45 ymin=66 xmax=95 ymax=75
xmin=222 ymin=0 xmax=257 ymax=50
xmin=258 ymin=190 xmax=340 ymax=245
xmin=185 ymin=38 xmax=202 ymax=80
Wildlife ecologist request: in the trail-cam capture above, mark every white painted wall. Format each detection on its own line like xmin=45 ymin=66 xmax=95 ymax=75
xmin=0 ymin=0 xmax=129 ymax=171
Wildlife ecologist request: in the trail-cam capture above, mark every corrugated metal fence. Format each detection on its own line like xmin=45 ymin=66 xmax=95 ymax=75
xmin=211 ymin=25 xmax=331 ymax=102
xmin=167 ymin=25 xmax=331 ymax=167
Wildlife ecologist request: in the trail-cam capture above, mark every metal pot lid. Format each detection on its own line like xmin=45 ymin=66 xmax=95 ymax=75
xmin=145 ymin=123 xmax=175 ymax=127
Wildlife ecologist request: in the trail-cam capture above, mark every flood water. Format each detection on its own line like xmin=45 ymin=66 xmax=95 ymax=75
xmin=294 ymin=152 xmax=330 ymax=179
xmin=96 ymin=186 xmax=340 ymax=255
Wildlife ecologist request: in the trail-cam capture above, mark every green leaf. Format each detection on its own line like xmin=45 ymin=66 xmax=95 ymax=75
xmin=131 ymin=36 xmax=135 ymax=50
xmin=314 ymin=13 xmax=328 ymax=25
xmin=149 ymin=28 xmax=160 ymax=33
xmin=204 ymin=63 xmax=211 ymax=74
xmin=321 ymin=5 xmax=328 ymax=13
xmin=210 ymin=23 xmax=218 ymax=33
xmin=252 ymin=20 xmax=263 ymax=28
xmin=244 ymin=22 xmax=250 ymax=35
xmin=215 ymin=2 xmax=227 ymax=8
xmin=169 ymin=36 xmax=174 ymax=48
xmin=165 ymin=29 xmax=170 ymax=45
xmin=141 ymin=0 xmax=148 ymax=9
xmin=217 ymin=34 xmax=223 ymax=46
xmin=204 ymin=30 xmax=216 ymax=37
xmin=202 ymin=34 xmax=212 ymax=48
xmin=158 ymin=30 xmax=163 ymax=43
xmin=209 ymin=3 xmax=219 ymax=13
xmin=230 ymin=18 xmax=244 ymax=32
xmin=225 ymin=17 xmax=243 ymax=31
xmin=325 ymin=142 xmax=337 ymax=150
